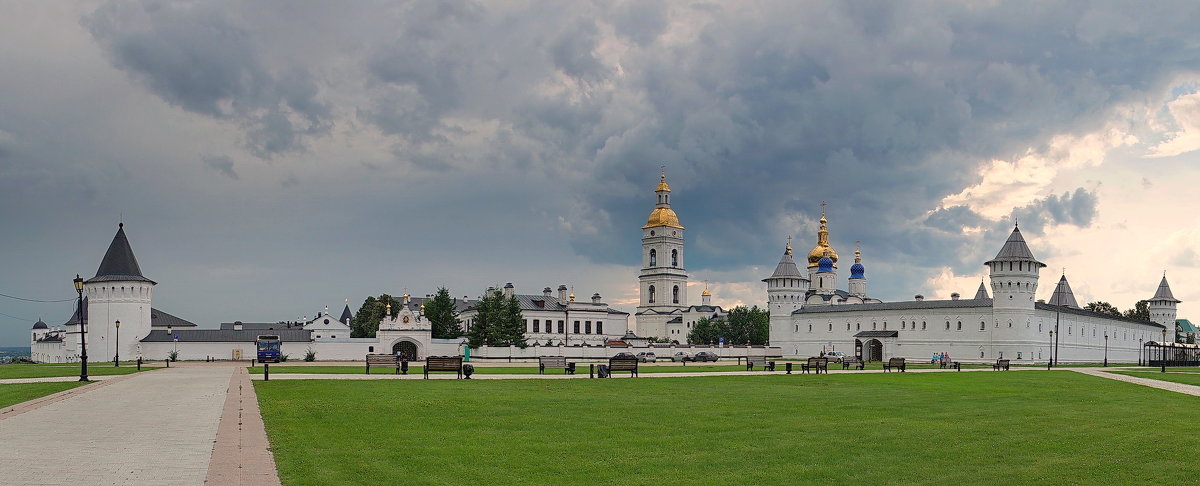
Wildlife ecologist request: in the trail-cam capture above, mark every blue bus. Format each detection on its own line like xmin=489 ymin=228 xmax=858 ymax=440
xmin=256 ymin=335 xmax=281 ymax=363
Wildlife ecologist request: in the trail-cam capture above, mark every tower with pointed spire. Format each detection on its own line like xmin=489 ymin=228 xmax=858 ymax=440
xmin=806 ymin=203 xmax=838 ymax=283
xmin=985 ymin=224 xmax=1045 ymax=328
xmin=637 ymin=169 xmax=689 ymax=340
xmin=1047 ymin=274 xmax=1079 ymax=308
xmin=1149 ymin=273 xmax=1181 ymax=342
xmin=848 ymin=241 xmax=867 ymax=298
xmin=84 ymin=223 xmax=156 ymax=363
xmin=763 ymin=238 xmax=808 ymax=335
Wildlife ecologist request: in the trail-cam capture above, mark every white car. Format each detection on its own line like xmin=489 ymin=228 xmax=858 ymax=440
xmin=824 ymin=351 xmax=847 ymax=363
xmin=636 ymin=352 xmax=657 ymax=363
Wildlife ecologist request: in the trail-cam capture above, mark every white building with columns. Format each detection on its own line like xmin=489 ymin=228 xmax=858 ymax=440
xmin=769 ymin=221 xmax=1175 ymax=363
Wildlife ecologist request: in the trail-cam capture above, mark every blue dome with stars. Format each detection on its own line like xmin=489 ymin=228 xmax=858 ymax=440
xmin=817 ymin=255 xmax=834 ymax=273
xmin=850 ymin=262 xmax=865 ymax=279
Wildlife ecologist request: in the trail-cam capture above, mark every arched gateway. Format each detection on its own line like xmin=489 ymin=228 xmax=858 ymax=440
xmin=392 ymin=340 xmax=419 ymax=360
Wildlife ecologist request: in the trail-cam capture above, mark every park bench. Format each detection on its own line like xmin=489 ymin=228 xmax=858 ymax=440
xmin=993 ymin=359 xmax=1010 ymax=371
xmin=801 ymin=357 xmax=828 ymax=374
xmin=424 ymin=356 xmax=464 ymax=379
xmin=607 ymin=356 xmax=639 ymax=377
xmin=842 ymin=357 xmax=865 ymax=370
xmin=365 ymin=354 xmax=400 ymax=375
xmin=883 ymin=357 xmax=906 ymax=372
xmin=939 ymin=357 xmax=962 ymax=371
xmin=538 ymin=356 xmax=576 ymax=375
xmin=746 ymin=357 xmax=776 ymax=371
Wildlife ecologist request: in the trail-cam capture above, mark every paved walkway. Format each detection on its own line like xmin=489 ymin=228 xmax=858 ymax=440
xmin=0 ymin=365 xmax=277 ymax=485
xmin=1072 ymin=368 xmax=1200 ymax=396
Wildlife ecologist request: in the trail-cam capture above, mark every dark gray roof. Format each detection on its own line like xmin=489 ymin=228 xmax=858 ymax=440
xmin=35 ymin=333 xmax=63 ymax=343
xmin=151 ymin=308 xmax=197 ymax=328
xmin=32 ymin=319 xmax=48 ymax=330
xmin=87 ymin=224 xmax=155 ymax=284
xmin=219 ymin=321 xmax=306 ymax=330
xmin=985 ymin=226 xmax=1045 ymax=266
xmin=667 ymin=316 xmax=683 ymax=323
xmin=854 ymin=330 xmax=898 ymax=338
xmin=64 ymin=297 xmax=87 ymax=326
xmin=974 ymin=281 xmax=989 ymax=300
xmin=464 ymin=293 xmax=626 ymax=315
xmin=1151 ymin=276 xmax=1181 ymax=302
xmin=340 ymin=305 xmax=353 ymax=322
xmin=686 ymin=305 xmax=724 ymax=313
xmin=1035 ymin=302 xmax=1165 ymax=328
xmin=141 ymin=329 xmax=312 ymax=342
xmin=1047 ymin=275 xmax=1079 ymax=308
xmin=794 ymin=298 xmax=993 ymax=314
xmin=763 ymin=248 xmax=806 ymax=281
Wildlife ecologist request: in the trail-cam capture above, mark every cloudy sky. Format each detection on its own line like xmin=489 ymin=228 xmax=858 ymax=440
xmin=3 ymin=0 xmax=1200 ymax=346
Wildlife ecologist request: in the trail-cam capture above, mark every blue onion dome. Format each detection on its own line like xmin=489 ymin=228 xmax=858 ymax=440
xmin=850 ymin=246 xmax=865 ymax=279
xmin=818 ymin=254 xmax=834 ymax=273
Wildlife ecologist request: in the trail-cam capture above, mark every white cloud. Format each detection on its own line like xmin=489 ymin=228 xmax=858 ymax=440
xmin=1147 ymin=90 xmax=1200 ymax=158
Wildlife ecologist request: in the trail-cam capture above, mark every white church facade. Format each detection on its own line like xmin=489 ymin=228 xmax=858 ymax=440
xmin=768 ymin=219 xmax=1176 ymax=363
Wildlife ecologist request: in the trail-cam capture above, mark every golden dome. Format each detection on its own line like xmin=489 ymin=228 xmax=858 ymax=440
xmin=701 ymin=288 xmax=711 ymax=296
xmin=644 ymin=207 xmax=684 ymax=229
xmin=807 ymin=205 xmax=837 ymax=267
xmin=656 ymin=171 xmax=671 ymax=192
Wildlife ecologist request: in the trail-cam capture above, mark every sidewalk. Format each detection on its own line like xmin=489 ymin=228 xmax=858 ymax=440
xmin=0 ymin=366 xmax=241 ymax=485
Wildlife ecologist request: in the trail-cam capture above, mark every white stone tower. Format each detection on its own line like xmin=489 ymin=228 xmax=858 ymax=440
xmin=985 ymin=225 xmax=1044 ymax=327
xmin=85 ymin=223 xmax=155 ymax=363
xmin=764 ymin=239 xmax=807 ymax=338
xmin=636 ymin=170 xmax=688 ymax=339
xmin=1148 ymin=273 xmax=1181 ymax=342
xmin=848 ymin=242 xmax=867 ymax=298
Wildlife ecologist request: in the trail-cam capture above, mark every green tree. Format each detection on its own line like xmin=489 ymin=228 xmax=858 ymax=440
xmin=1123 ymin=300 xmax=1150 ymax=321
xmin=724 ymin=306 xmax=771 ymax=345
xmin=425 ymin=287 xmax=463 ymax=339
xmin=687 ymin=317 xmax=720 ymax=345
xmin=499 ymin=294 xmax=528 ymax=348
xmin=466 ymin=290 xmax=501 ymax=347
xmin=351 ymin=294 xmax=401 ymax=338
xmin=1084 ymin=301 xmax=1121 ymax=316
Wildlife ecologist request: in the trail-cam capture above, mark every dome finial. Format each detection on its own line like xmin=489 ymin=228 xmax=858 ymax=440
xmin=855 ymin=241 xmax=862 ymax=263
xmin=785 ymin=235 xmax=793 ymax=255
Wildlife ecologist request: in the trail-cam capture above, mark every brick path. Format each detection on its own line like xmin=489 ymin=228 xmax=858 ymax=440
xmin=0 ymin=366 xmax=235 ymax=485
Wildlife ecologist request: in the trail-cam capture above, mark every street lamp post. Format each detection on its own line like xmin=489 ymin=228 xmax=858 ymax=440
xmin=1139 ymin=338 xmax=1144 ymax=366
xmin=1162 ymin=329 xmax=1168 ymax=373
xmin=73 ymin=275 xmax=89 ymax=382
xmin=114 ymin=320 xmax=121 ymax=367
xmin=1103 ymin=332 xmax=1108 ymax=367
xmin=1048 ymin=330 xmax=1054 ymax=370
xmin=1053 ymin=312 xmax=1060 ymax=367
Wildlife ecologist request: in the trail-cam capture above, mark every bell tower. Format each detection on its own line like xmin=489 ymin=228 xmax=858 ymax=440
xmin=636 ymin=169 xmax=688 ymax=340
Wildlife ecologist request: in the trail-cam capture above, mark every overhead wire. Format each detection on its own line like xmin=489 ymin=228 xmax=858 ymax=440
xmin=0 ymin=291 xmax=76 ymax=303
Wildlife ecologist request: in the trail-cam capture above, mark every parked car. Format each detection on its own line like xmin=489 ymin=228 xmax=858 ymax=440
xmin=824 ymin=351 xmax=847 ymax=363
xmin=613 ymin=352 xmax=637 ymax=360
xmin=694 ymin=351 xmax=719 ymax=362
xmin=636 ymin=352 xmax=657 ymax=363
xmin=671 ymin=351 xmax=691 ymax=362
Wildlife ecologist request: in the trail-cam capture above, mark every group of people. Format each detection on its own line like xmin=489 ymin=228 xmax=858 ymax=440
xmin=931 ymin=352 xmax=951 ymax=364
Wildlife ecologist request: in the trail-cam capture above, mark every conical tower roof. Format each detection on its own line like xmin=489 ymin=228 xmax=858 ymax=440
xmin=1152 ymin=275 xmax=1181 ymax=303
xmin=985 ymin=225 xmax=1046 ymax=266
xmin=763 ymin=243 xmax=806 ymax=281
xmin=87 ymin=223 xmax=155 ymax=284
xmin=340 ymin=304 xmax=354 ymax=323
xmin=974 ymin=280 xmax=989 ymax=299
xmin=1047 ymin=275 xmax=1079 ymax=308
xmin=64 ymin=297 xmax=88 ymax=326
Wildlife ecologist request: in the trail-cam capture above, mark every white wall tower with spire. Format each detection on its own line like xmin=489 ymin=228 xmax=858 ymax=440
xmin=848 ymin=241 xmax=867 ymax=298
xmin=986 ymin=225 xmax=1044 ymax=328
xmin=85 ymin=223 xmax=156 ymax=363
xmin=1149 ymin=273 xmax=1181 ymax=342
xmin=764 ymin=238 xmax=808 ymax=342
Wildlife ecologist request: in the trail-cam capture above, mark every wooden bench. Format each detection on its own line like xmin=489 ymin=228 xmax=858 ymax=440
xmin=607 ymin=357 xmax=639 ymax=377
xmin=939 ymin=357 xmax=962 ymax=371
xmin=841 ymin=357 xmax=865 ymax=370
xmin=993 ymin=359 xmax=1010 ymax=371
xmin=365 ymin=354 xmax=400 ymax=374
xmin=538 ymin=356 xmax=576 ymax=375
xmin=801 ymin=357 xmax=828 ymax=374
xmin=746 ymin=357 xmax=776 ymax=371
xmin=424 ymin=356 xmax=464 ymax=379
xmin=883 ymin=357 xmax=906 ymax=372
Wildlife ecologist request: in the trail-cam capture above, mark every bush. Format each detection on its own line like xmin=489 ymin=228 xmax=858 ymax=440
xmin=167 ymin=350 xmax=178 ymax=362
xmin=280 ymin=353 xmax=290 ymax=362
xmin=304 ymin=349 xmax=317 ymax=362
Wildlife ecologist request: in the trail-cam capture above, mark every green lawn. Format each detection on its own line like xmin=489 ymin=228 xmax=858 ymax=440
xmin=0 ymin=382 xmax=83 ymax=408
xmin=0 ymin=363 xmax=159 ymax=379
xmin=255 ymin=372 xmax=1195 ymax=485
xmin=1111 ymin=370 xmax=1200 ymax=386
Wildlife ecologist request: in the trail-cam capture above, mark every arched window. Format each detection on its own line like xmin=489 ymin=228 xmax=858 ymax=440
xmin=672 ymin=285 xmax=680 ymax=304
xmin=828 ymin=323 xmax=832 ymax=331
xmin=671 ymin=249 xmax=678 ymax=267
xmin=648 ymin=285 xmax=656 ymax=303
xmin=980 ymin=321 xmax=986 ymax=330
xmin=957 ymin=321 xmax=962 ymax=330
xmin=922 ymin=321 xmax=927 ymax=330
xmin=649 ymin=249 xmax=657 ymax=267
xmin=872 ymin=322 xmax=877 ymax=330
xmin=946 ymin=321 xmax=950 ymax=330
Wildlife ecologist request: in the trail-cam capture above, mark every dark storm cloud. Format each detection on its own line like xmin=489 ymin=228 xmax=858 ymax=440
xmin=201 ymin=155 xmax=238 ymax=180
xmin=1010 ymin=188 xmax=1099 ymax=235
xmin=84 ymin=1 xmax=332 ymax=156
